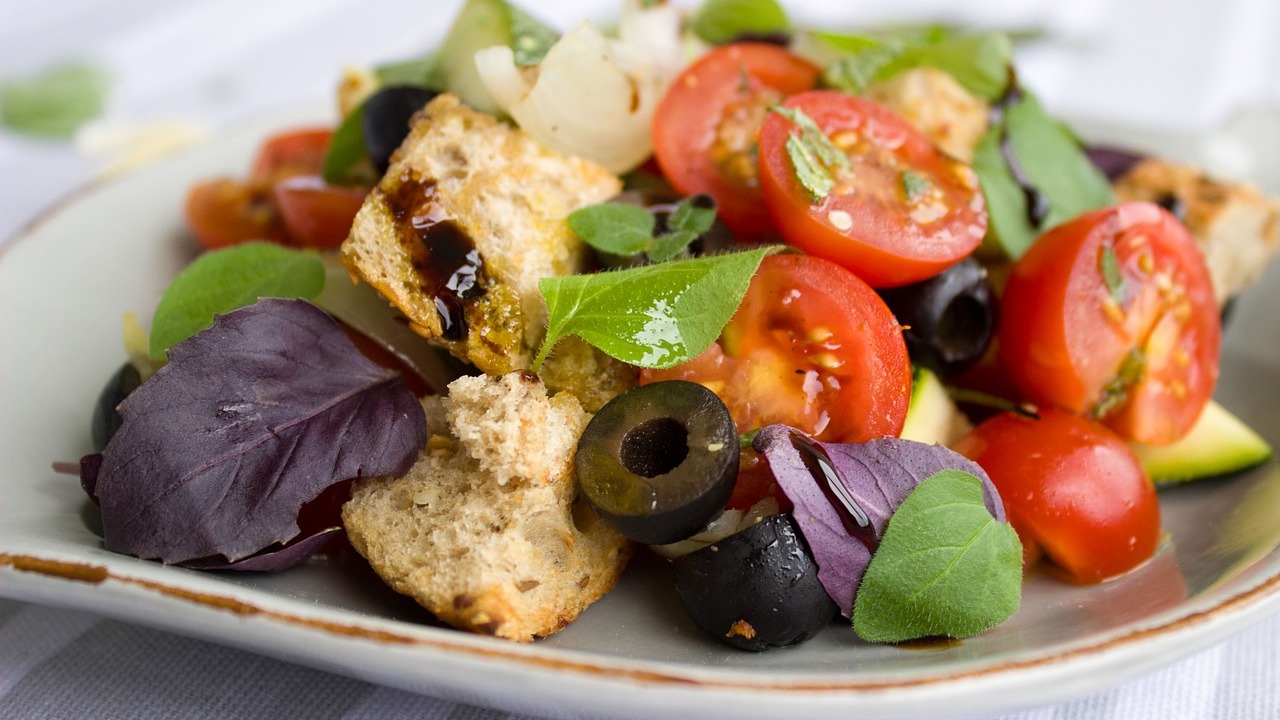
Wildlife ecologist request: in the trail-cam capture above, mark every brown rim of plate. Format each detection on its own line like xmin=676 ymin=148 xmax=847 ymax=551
xmin=3 ymin=550 xmax=1279 ymax=693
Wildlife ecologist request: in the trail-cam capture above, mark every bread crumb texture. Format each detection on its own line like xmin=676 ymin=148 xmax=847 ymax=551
xmin=342 ymin=372 xmax=632 ymax=642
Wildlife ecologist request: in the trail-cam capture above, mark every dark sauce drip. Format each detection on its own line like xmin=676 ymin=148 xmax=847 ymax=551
xmin=990 ymin=74 xmax=1051 ymax=228
xmin=787 ymin=432 xmax=878 ymax=552
xmin=383 ymin=170 xmax=486 ymax=341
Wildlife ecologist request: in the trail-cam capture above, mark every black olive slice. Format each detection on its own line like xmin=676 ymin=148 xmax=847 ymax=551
xmin=362 ymin=85 xmax=440 ymax=173
xmin=673 ymin=513 xmax=837 ymax=651
xmin=91 ymin=362 xmax=142 ymax=451
xmin=879 ymin=257 xmax=997 ymax=378
xmin=575 ymin=380 xmax=738 ymax=545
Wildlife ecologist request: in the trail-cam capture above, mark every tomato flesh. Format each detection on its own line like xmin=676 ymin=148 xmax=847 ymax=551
xmin=652 ymin=43 xmax=819 ymax=241
xmin=642 ymin=254 xmax=911 ymax=444
xmin=998 ymin=202 xmax=1220 ymax=444
xmin=758 ymin=90 xmax=987 ymax=287
xmin=954 ymin=408 xmax=1161 ymax=583
xmin=185 ymin=128 xmax=369 ymax=251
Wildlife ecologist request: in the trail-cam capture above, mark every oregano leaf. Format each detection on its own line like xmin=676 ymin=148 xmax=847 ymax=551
xmin=534 ymin=246 xmax=776 ymax=370
xmin=567 ymin=203 xmax=656 ymax=256
xmin=649 ymin=230 xmax=699 ymax=263
xmin=667 ymin=195 xmax=717 ymax=237
xmin=149 ymin=243 xmax=325 ymax=359
xmin=853 ymin=469 xmax=1022 ymax=642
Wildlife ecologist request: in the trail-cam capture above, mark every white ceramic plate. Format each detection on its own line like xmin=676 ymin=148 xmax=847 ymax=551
xmin=3 ymin=111 xmax=1280 ymax=720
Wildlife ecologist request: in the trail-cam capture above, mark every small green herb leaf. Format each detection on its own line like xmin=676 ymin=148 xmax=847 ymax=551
xmin=902 ymin=170 xmax=931 ymax=200
xmin=691 ymin=0 xmax=790 ymax=44
xmin=567 ymin=203 xmax=656 ymax=256
xmin=668 ymin=196 xmax=717 ymax=237
xmin=1 ymin=62 xmax=109 ymax=139
xmin=1099 ymin=243 xmax=1127 ymax=304
xmin=854 ymin=469 xmax=1022 ymax=642
xmin=1093 ymin=348 xmax=1147 ymax=420
xmin=374 ymin=55 xmax=439 ymax=87
xmin=568 ymin=196 xmax=719 ymax=263
xmin=534 ymin=246 xmax=776 ymax=371
xmin=819 ymin=32 xmax=1011 ymax=101
xmin=149 ymin=243 xmax=326 ymax=359
xmin=821 ymin=41 xmax=902 ymax=95
xmin=773 ymin=106 xmax=848 ymax=202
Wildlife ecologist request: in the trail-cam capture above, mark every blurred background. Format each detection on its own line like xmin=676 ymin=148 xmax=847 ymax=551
xmin=2 ymin=0 xmax=1278 ymax=241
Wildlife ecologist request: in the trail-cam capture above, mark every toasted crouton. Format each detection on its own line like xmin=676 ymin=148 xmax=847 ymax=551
xmin=865 ymin=67 xmax=990 ymax=163
xmin=1113 ymin=158 xmax=1280 ymax=304
xmin=342 ymin=372 xmax=631 ymax=642
xmin=341 ymin=94 xmax=623 ymax=375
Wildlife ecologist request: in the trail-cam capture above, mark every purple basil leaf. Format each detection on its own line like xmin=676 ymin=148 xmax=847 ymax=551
xmin=185 ymin=527 xmax=343 ymax=572
xmin=79 ymin=453 xmax=103 ymax=503
xmin=1085 ymin=145 xmax=1145 ymax=181
xmin=754 ymin=425 xmax=1006 ymax=617
xmin=94 ymin=298 xmax=425 ymax=565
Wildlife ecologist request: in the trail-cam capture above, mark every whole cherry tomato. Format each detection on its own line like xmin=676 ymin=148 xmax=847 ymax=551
xmin=652 ymin=43 xmax=819 ymax=241
xmin=642 ymin=254 xmax=911 ymax=444
xmin=998 ymin=202 xmax=1220 ymax=445
xmin=953 ymin=408 xmax=1161 ymax=583
xmin=758 ymin=90 xmax=987 ymax=287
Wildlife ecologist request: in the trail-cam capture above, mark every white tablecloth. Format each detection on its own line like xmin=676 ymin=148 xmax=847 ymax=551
xmin=2 ymin=1 xmax=1278 ymax=718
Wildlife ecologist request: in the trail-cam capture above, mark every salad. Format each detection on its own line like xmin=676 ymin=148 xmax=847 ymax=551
xmin=77 ymin=0 xmax=1277 ymax=650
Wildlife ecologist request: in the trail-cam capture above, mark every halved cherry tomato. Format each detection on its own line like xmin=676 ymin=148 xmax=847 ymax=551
xmin=274 ymin=176 xmax=366 ymax=249
xmin=249 ymin=128 xmax=333 ymax=185
xmin=184 ymin=179 xmax=289 ymax=249
xmin=185 ymin=128 xmax=369 ymax=250
xmin=652 ymin=43 xmax=819 ymax=241
xmin=642 ymin=254 xmax=911 ymax=444
xmin=758 ymin=90 xmax=987 ymax=287
xmin=998 ymin=202 xmax=1220 ymax=445
xmin=954 ymin=408 xmax=1161 ymax=584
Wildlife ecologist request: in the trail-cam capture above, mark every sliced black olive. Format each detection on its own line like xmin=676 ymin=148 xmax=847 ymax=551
xmin=91 ymin=362 xmax=142 ymax=451
xmin=575 ymin=381 xmax=738 ymax=545
xmin=672 ymin=513 xmax=837 ymax=651
xmin=593 ymin=190 xmax=736 ymax=268
xmin=879 ymin=258 xmax=996 ymax=378
xmin=362 ymin=85 xmax=440 ymax=173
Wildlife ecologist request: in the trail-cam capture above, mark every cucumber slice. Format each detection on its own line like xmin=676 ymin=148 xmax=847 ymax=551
xmin=432 ymin=0 xmax=557 ymax=114
xmin=900 ymin=367 xmax=971 ymax=447
xmin=1130 ymin=400 xmax=1273 ymax=485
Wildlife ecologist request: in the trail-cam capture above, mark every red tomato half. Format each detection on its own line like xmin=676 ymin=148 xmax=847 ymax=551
xmin=758 ymin=91 xmax=987 ymax=287
xmin=998 ymin=202 xmax=1220 ymax=445
xmin=249 ymin=128 xmax=333 ymax=185
xmin=274 ymin=176 xmax=366 ymax=249
xmin=642 ymin=254 xmax=911 ymax=443
xmin=954 ymin=409 xmax=1161 ymax=584
xmin=652 ymin=43 xmax=819 ymax=241
xmin=184 ymin=179 xmax=289 ymax=249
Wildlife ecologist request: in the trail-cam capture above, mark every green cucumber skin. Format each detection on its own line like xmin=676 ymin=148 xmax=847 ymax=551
xmin=1131 ymin=400 xmax=1273 ymax=485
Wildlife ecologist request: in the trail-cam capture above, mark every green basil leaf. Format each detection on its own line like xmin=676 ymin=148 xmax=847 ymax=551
xmin=854 ymin=469 xmax=1022 ymax=643
xmin=534 ymin=246 xmax=776 ymax=370
xmin=1005 ymin=93 xmax=1115 ymax=231
xmin=321 ymin=101 xmax=378 ymax=186
xmin=973 ymin=91 xmax=1116 ymax=260
xmin=878 ymin=33 xmax=1013 ymax=100
xmin=902 ymin=170 xmax=931 ymax=201
xmin=508 ymin=4 xmax=558 ymax=66
xmin=149 ymin=243 xmax=326 ymax=359
xmin=691 ymin=0 xmax=791 ymax=44
xmin=568 ymin=203 xmax=656 ymax=256
xmin=0 ymin=63 xmax=109 ymax=139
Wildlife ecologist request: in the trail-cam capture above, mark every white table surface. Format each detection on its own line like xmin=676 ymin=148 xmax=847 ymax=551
xmin=2 ymin=1 xmax=1278 ymax=718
